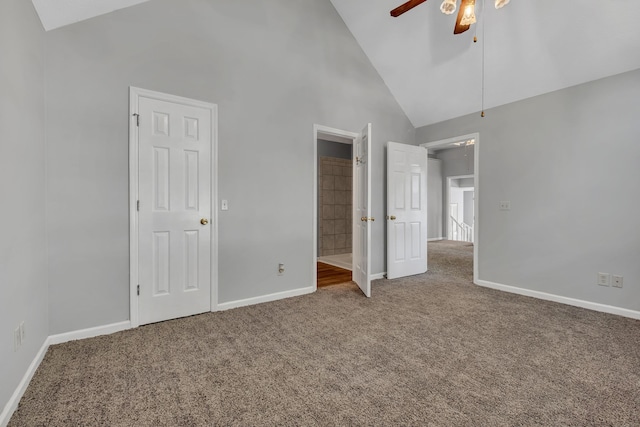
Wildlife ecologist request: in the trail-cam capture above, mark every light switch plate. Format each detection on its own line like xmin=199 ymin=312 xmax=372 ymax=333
xmin=221 ymin=200 xmax=228 ymax=211
xmin=597 ymin=272 xmax=610 ymax=287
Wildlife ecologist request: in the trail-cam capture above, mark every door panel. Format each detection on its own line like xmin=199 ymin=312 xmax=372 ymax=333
xmin=387 ymin=142 xmax=428 ymax=279
xmin=353 ymin=124 xmax=372 ymax=297
xmin=138 ymin=97 xmax=212 ymax=325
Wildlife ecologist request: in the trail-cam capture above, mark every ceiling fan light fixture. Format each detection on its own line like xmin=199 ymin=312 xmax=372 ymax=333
xmin=440 ymin=0 xmax=457 ymax=15
xmin=459 ymin=2 xmax=477 ymax=26
xmin=494 ymin=0 xmax=510 ymax=9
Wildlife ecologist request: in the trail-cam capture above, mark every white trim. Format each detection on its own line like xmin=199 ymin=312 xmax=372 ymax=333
xmin=48 ymin=321 xmax=131 ymax=345
xmin=312 ymin=124 xmax=358 ymax=294
xmin=0 ymin=339 xmax=49 ymax=427
xmin=129 ymin=87 xmax=219 ymax=326
xmin=129 ymin=88 xmax=140 ymax=327
xmin=428 ymin=237 xmax=445 ymax=242
xmin=1 ymin=321 xmax=131 ymax=425
xmin=422 ymin=133 xmax=478 ymax=150
xmin=317 ymin=257 xmax=352 ymax=271
xmin=421 ymin=133 xmax=479 ymax=284
xmin=217 ymin=287 xmax=315 ymax=311
xmin=371 ymin=272 xmax=386 ymax=280
xmin=476 ymin=280 xmax=640 ymax=320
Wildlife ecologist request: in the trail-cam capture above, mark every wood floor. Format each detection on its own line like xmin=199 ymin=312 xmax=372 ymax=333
xmin=317 ymin=262 xmax=352 ymax=288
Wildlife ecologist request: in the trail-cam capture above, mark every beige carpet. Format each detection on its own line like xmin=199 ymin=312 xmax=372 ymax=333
xmin=9 ymin=241 xmax=640 ymax=426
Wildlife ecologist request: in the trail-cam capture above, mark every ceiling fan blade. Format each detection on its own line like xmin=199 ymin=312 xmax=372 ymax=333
xmin=390 ymin=0 xmax=428 ymax=17
xmin=454 ymin=0 xmax=471 ymax=34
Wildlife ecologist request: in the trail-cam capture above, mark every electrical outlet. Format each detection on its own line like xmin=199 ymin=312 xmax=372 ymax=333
xmin=597 ymin=272 xmax=610 ymax=287
xmin=20 ymin=321 xmax=25 ymax=342
xmin=612 ymin=275 xmax=623 ymax=288
xmin=278 ymin=263 xmax=285 ymax=276
xmin=499 ymin=201 xmax=511 ymax=211
xmin=14 ymin=327 xmax=21 ymax=351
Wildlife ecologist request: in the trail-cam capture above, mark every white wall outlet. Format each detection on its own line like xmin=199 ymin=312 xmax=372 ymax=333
xmin=14 ymin=327 xmax=21 ymax=351
xmin=612 ymin=275 xmax=623 ymax=288
xmin=221 ymin=199 xmax=229 ymax=211
xmin=278 ymin=263 xmax=285 ymax=276
xmin=597 ymin=272 xmax=610 ymax=287
xmin=499 ymin=201 xmax=511 ymax=210
xmin=20 ymin=321 xmax=25 ymax=342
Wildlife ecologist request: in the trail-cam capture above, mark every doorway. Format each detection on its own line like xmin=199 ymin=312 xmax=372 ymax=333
xmin=447 ymin=175 xmax=474 ymax=242
xmin=129 ymin=87 xmax=219 ymax=327
xmin=313 ymin=126 xmax=356 ymax=288
xmin=421 ymin=133 xmax=479 ymax=283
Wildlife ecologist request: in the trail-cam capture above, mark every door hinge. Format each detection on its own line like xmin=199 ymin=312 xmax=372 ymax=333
xmin=137 ymin=284 xmax=140 ymax=296
xmin=137 ymin=200 xmax=140 ymax=211
xmin=133 ymin=113 xmax=140 ymax=127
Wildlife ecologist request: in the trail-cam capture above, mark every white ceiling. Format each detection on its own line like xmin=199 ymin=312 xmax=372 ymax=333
xmin=32 ymin=0 xmax=150 ymax=31
xmin=31 ymin=0 xmax=640 ymax=127
xmin=330 ymin=0 xmax=640 ymax=127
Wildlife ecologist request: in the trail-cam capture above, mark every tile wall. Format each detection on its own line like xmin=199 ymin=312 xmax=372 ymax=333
xmin=318 ymin=157 xmax=352 ymax=256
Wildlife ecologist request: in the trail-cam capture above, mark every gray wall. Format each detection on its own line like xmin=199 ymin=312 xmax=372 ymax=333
xmin=435 ymin=146 xmax=475 ymax=178
xmin=45 ymin=0 xmax=415 ymax=334
xmin=417 ymin=69 xmax=640 ymax=312
xmin=458 ymin=178 xmax=474 ymax=188
xmin=318 ymin=139 xmax=352 ymax=160
xmin=427 ymin=158 xmax=443 ymax=239
xmin=0 ymin=0 xmax=48 ymax=414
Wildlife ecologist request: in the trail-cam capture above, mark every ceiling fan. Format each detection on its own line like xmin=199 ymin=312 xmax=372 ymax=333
xmin=390 ymin=0 xmax=510 ymax=34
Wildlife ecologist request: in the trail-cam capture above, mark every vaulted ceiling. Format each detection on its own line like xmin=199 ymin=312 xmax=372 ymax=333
xmin=31 ymin=0 xmax=151 ymax=31
xmin=32 ymin=0 xmax=640 ymax=127
xmin=330 ymin=0 xmax=640 ymax=127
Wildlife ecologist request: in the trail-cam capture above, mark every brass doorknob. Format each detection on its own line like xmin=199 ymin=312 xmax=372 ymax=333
xmin=389 ymin=215 xmax=396 ymax=221
xmin=370 ymin=217 xmax=375 ymax=222
xmin=361 ymin=217 xmax=367 ymax=222
xmin=201 ymin=218 xmax=209 ymax=225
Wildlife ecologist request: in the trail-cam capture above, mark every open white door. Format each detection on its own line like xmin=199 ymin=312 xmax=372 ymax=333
xmin=353 ymin=124 xmax=372 ymax=297
xmin=386 ymin=142 xmax=428 ymax=279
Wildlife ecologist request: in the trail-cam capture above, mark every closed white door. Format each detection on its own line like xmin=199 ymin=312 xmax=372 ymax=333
xmin=137 ymin=96 xmax=212 ymax=325
xmin=353 ymin=124 xmax=372 ymax=297
xmin=386 ymin=142 xmax=428 ymax=279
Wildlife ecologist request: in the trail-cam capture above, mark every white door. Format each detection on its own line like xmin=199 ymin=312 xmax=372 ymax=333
xmin=353 ymin=124 xmax=372 ymax=297
xmin=137 ymin=96 xmax=212 ymax=325
xmin=386 ymin=142 xmax=428 ymax=279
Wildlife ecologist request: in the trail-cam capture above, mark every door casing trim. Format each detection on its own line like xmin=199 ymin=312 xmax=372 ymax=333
xmin=129 ymin=87 xmax=219 ymax=328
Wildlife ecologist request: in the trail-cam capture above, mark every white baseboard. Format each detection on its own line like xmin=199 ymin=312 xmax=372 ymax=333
xmin=371 ymin=272 xmax=386 ymax=280
xmin=476 ymin=280 xmax=640 ymax=320
xmin=1 ymin=320 xmax=132 ymax=426
xmin=217 ymin=286 xmax=315 ymax=311
xmin=48 ymin=321 xmax=131 ymax=345
xmin=428 ymin=237 xmax=445 ymax=242
xmin=317 ymin=258 xmax=352 ymax=271
xmin=0 ymin=338 xmax=49 ymax=427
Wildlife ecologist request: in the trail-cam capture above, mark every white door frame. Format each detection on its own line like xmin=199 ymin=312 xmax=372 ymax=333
xmin=312 ymin=124 xmax=358 ymax=290
xmin=129 ymin=87 xmax=219 ymax=328
xmin=421 ymin=133 xmax=479 ymax=284
xmin=447 ymin=174 xmax=474 ymax=240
